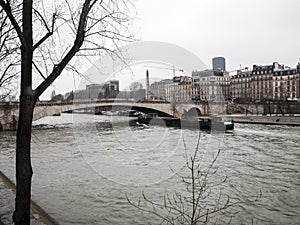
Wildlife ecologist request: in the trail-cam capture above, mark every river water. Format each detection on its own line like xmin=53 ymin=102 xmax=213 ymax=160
xmin=0 ymin=113 xmax=299 ymax=225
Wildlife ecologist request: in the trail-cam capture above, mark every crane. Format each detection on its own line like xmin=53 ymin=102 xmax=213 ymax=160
xmin=145 ymin=65 xmax=184 ymax=77
xmin=228 ymin=66 xmax=249 ymax=74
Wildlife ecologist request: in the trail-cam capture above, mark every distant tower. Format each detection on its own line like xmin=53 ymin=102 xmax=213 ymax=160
xmin=146 ymin=70 xmax=150 ymax=100
xmin=212 ymin=57 xmax=226 ymax=71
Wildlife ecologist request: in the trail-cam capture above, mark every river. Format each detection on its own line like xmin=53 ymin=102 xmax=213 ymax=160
xmin=0 ymin=113 xmax=299 ymax=225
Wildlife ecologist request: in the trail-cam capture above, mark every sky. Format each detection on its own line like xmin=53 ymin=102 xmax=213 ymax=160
xmin=133 ymin=0 xmax=300 ymax=71
xmin=44 ymin=0 xmax=300 ymax=99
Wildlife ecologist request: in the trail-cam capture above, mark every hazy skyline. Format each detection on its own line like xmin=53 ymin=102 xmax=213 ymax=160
xmin=43 ymin=0 xmax=300 ymax=99
xmin=134 ymin=0 xmax=300 ymax=71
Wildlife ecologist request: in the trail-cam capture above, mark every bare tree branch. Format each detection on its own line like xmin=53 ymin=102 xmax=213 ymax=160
xmin=127 ymin=135 xmax=261 ymax=225
xmin=0 ymin=7 xmax=20 ymax=98
xmin=1 ymin=0 xmax=135 ymax=223
xmin=32 ymin=11 xmax=56 ymax=51
xmin=34 ymin=0 xmax=93 ymax=98
xmin=0 ymin=0 xmax=24 ymax=46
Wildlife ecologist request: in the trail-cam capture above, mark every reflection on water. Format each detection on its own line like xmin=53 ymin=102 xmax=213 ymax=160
xmin=0 ymin=113 xmax=299 ymax=224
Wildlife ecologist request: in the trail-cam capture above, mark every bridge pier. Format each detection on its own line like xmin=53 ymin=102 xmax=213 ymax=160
xmin=0 ymin=102 xmax=18 ymax=131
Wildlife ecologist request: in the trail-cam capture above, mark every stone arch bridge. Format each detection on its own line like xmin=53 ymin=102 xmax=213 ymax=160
xmin=0 ymin=99 xmax=226 ymax=130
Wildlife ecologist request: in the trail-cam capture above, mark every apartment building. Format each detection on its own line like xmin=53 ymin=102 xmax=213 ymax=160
xmin=149 ymin=61 xmax=300 ymax=104
xmin=251 ymin=63 xmax=277 ymax=101
xmin=192 ymin=70 xmax=230 ymax=102
xmin=150 ymin=76 xmax=193 ymax=102
xmin=230 ymin=70 xmax=252 ymax=103
xmin=273 ymin=64 xmax=300 ymax=101
xmin=149 ymin=70 xmax=230 ymax=103
xmin=231 ymin=62 xmax=300 ymax=103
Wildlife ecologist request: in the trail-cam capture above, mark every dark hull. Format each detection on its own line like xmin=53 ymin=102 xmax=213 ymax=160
xmin=137 ymin=116 xmax=234 ymax=131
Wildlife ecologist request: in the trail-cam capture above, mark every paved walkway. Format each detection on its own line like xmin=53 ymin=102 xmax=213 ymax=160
xmin=0 ymin=172 xmax=48 ymax=225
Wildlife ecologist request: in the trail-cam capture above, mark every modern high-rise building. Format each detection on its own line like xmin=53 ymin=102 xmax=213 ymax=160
xmin=212 ymin=57 xmax=226 ymax=71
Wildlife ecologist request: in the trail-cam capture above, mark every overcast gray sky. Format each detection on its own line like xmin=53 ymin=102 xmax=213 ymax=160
xmin=134 ymin=0 xmax=300 ymax=71
xmin=44 ymin=0 xmax=300 ymax=99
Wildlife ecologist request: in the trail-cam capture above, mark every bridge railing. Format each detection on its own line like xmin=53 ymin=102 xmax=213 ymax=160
xmin=3 ymin=98 xmax=207 ymax=108
xmin=2 ymin=99 xmax=220 ymax=108
xmin=36 ymin=98 xmax=170 ymax=106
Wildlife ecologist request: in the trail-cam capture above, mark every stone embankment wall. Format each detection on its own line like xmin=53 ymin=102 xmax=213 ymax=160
xmin=0 ymin=103 xmax=18 ymax=131
xmin=231 ymin=115 xmax=300 ymax=126
xmin=227 ymin=102 xmax=300 ymax=115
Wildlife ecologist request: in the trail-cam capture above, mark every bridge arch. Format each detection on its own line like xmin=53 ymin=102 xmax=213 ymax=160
xmin=129 ymin=106 xmax=172 ymax=117
xmin=1 ymin=100 xmax=209 ymax=130
xmin=32 ymin=100 xmax=176 ymax=121
xmin=183 ymin=106 xmax=202 ymax=118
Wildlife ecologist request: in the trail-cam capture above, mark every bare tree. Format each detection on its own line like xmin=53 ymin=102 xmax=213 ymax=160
xmin=127 ymin=135 xmax=261 ymax=225
xmin=0 ymin=0 xmax=134 ymax=224
xmin=129 ymin=81 xmax=143 ymax=91
xmin=0 ymin=2 xmax=20 ymax=100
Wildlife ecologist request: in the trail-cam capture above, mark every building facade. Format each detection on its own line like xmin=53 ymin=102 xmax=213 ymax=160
xmin=230 ymin=62 xmax=300 ymax=103
xmin=149 ymin=71 xmax=231 ymax=103
xmin=273 ymin=64 xmax=300 ymax=101
xmin=230 ymin=70 xmax=252 ymax=103
xmin=150 ymin=76 xmax=193 ymax=102
xmin=72 ymin=80 xmax=120 ymax=100
xmin=251 ymin=63 xmax=276 ymax=101
xmin=192 ymin=70 xmax=230 ymax=102
xmin=150 ymin=79 xmax=173 ymax=100
xmin=68 ymin=61 xmax=300 ymax=105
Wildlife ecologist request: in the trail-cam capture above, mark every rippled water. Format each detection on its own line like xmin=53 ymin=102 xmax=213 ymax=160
xmin=0 ymin=114 xmax=299 ymax=225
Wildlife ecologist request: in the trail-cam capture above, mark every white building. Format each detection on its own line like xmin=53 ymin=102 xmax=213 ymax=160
xmin=192 ymin=70 xmax=230 ymax=102
xmin=150 ymin=76 xmax=193 ymax=102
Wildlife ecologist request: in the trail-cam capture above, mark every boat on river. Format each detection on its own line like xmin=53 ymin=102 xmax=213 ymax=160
xmin=137 ymin=114 xmax=234 ymax=131
xmin=184 ymin=116 xmax=234 ymax=131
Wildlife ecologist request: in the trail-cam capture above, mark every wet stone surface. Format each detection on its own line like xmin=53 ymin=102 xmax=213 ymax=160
xmin=0 ymin=178 xmax=46 ymax=225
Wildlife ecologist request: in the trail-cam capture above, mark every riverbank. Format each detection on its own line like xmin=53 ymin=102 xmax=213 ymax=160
xmin=228 ymin=114 xmax=300 ymax=126
xmin=0 ymin=171 xmax=58 ymax=225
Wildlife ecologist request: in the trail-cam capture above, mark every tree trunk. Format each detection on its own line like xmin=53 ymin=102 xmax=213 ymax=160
xmin=13 ymin=97 xmax=35 ymax=225
xmin=13 ymin=1 xmax=34 ymax=224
